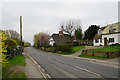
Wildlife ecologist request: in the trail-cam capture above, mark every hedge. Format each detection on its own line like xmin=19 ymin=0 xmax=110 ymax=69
xmin=57 ymin=43 xmax=73 ymax=52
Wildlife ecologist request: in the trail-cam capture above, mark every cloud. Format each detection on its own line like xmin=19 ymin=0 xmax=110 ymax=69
xmin=2 ymin=2 xmax=118 ymax=44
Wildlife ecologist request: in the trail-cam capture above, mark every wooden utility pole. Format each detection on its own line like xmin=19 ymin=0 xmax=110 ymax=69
xmin=20 ymin=16 xmax=23 ymax=53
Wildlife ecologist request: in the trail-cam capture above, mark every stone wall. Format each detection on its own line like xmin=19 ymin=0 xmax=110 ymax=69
xmin=82 ymin=50 xmax=120 ymax=58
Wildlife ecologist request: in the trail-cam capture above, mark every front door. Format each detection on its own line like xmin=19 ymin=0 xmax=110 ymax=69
xmin=104 ymin=37 xmax=107 ymax=46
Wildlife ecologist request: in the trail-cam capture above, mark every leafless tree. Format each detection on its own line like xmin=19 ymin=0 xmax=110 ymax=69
xmin=59 ymin=20 xmax=81 ymax=36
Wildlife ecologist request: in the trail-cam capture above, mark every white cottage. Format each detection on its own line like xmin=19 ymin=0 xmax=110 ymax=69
xmin=101 ymin=22 xmax=120 ymax=46
xmin=93 ymin=22 xmax=120 ymax=46
xmin=93 ymin=27 xmax=106 ymax=46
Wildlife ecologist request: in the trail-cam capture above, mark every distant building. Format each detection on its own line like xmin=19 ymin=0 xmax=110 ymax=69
xmin=51 ymin=31 xmax=72 ymax=46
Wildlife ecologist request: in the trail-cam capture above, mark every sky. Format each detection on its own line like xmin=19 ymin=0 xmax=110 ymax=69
xmin=1 ymin=0 xmax=119 ymax=44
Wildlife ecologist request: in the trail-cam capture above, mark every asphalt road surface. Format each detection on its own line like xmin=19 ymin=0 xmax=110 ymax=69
xmin=25 ymin=47 xmax=118 ymax=79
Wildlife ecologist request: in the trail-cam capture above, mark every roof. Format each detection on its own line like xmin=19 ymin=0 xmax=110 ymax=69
xmin=102 ymin=22 xmax=120 ymax=34
xmin=93 ymin=27 xmax=105 ymax=39
xmin=51 ymin=33 xmax=72 ymax=45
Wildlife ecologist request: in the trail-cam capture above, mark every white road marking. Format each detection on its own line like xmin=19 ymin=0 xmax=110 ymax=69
xmin=74 ymin=66 xmax=102 ymax=77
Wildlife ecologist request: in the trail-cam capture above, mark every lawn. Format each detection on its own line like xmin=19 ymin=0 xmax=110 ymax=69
xmin=57 ymin=46 xmax=85 ymax=55
xmin=88 ymin=47 xmax=120 ymax=51
xmin=2 ymin=55 xmax=26 ymax=79
xmin=78 ymin=54 xmax=107 ymax=59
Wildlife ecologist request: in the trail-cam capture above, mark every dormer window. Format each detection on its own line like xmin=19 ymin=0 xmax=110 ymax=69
xmin=98 ymin=29 xmax=102 ymax=35
xmin=109 ymin=27 xmax=114 ymax=33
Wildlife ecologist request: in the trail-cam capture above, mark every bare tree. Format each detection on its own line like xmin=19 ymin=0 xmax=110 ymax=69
xmin=59 ymin=20 xmax=81 ymax=36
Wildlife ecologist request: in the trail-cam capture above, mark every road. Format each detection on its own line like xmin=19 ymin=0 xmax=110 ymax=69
xmin=25 ymin=47 xmax=118 ymax=79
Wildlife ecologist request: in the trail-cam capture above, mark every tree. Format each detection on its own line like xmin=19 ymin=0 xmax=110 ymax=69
xmin=39 ymin=33 xmax=50 ymax=47
xmin=33 ymin=33 xmax=41 ymax=48
xmin=5 ymin=30 xmax=20 ymax=45
xmin=24 ymin=42 xmax=31 ymax=47
xmin=84 ymin=25 xmax=99 ymax=41
xmin=0 ymin=31 xmax=8 ymax=63
xmin=59 ymin=20 xmax=80 ymax=36
xmin=75 ymin=27 xmax=82 ymax=40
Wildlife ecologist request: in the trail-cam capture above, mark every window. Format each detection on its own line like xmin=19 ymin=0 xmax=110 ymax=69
xmin=109 ymin=38 xmax=114 ymax=42
xmin=98 ymin=29 xmax=102 ymax=35
xmin=109 ymin=27 xmax=114 ymax=33
xmin=95 ymin=39 xmax=99 ymax=43
xmin=100 ymin=39 xmax=102 ymax=43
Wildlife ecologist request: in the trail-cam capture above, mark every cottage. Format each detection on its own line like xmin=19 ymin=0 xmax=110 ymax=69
xmin=51 ymin=31 xmax=72 ymax=46
xmin=93 ymin=22 xmax=120 ymax=46
xmin=93 ymin=27 xmax=106 ymax=46
xmin=101 ymin=22 xmax=120 ymax=46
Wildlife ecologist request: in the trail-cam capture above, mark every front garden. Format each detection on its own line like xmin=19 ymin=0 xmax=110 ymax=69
xmin=79 ymin=45 xmax=120 ymax=59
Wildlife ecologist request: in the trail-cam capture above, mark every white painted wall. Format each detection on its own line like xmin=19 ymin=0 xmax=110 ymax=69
xmin=93 ymin=39 xmax=103 ymax=46
xmin=118 ymin=33 xmax=120 ymax=43
xmin=102 ymin=33 xmax=120 ymax=46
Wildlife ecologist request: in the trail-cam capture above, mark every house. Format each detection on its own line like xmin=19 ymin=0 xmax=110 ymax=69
xmin=93 ymin=22 xmax=120 ymax=46
xmin=51 ymin=31 xmax=72 ymax=46
xmin=101 ymin=22 xmax=120 ymax=46
xmin=93 ymin=27 xmax=106 ymax=46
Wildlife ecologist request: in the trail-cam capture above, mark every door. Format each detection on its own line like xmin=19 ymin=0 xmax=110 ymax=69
xmin=104 ymin=37 xmax=107 ymax=46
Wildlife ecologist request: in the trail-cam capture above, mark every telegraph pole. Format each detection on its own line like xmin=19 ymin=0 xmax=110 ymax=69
xmin=20 ymin=16 xmax=23 ymax=54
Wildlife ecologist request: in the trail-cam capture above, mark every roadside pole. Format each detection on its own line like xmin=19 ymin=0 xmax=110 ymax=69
xmin=20 ymin=16 xmax=23 ymax=54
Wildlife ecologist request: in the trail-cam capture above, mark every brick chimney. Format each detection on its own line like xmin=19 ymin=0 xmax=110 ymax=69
xmin=59 ymin=31 xmax=63 ymax=35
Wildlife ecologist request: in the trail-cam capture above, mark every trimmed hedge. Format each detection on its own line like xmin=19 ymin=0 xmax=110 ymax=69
xmin=57 ymin=43 xmax=73 ymax=52
xmin=82 ymin=50 xmax=120 ymax=58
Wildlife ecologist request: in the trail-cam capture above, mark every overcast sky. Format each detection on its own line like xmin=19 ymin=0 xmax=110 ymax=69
xmin=1 ymin=1 xmax=119 ymax=44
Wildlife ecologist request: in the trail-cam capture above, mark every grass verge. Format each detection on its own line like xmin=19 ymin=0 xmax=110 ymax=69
xmin=88 ymin=47 xmax=120 ymax=51
xmin=57 ymin=46 xmax=85 ymax=55
xmin=78 ymin=54 xmax=108 ymax=59
xmin=2 ymin=55 xmax=26 ymax=79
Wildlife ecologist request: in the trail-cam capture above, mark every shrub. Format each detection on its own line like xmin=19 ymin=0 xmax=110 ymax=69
xmin=5 ymin=39 xmax=18 ymax=59
xmin=57 ymin=43 xmax=73 ymax=52
xmin=109 ymin=43 xmax=120 ymax=46
xmin=24 ymin=42 xmax=31 ymax=47
xmin=6 ymin=46 xmax=18 ymax=59
xmin=5 ymin=39 xmax=17 ymax=48
xmin=73 ymin=41 xmax=79 ymax=46
xmin=0 ymin=31 xmax=8 ymax=63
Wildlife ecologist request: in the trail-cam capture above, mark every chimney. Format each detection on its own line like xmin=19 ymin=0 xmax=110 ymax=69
xmin=59 ymin=31 xmax=63 ymax=35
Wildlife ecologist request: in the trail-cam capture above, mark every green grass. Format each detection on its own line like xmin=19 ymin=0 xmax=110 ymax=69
xmin=104 ymin=46 xmax=120 ymax=48
xmin=78 ymin=54 xmax=107 ymax=59
xmin=8 ymin=71 xmax=26 ymax=79
xmin=72 ymin=46 xmax=85 ymax=53
xmin=88 ymin=47 xmax=120 ymax=51
xmin=2 ymin=55 xmax=26 ymax=79
xmin=57 ymin=46 xmax=85 ymax=55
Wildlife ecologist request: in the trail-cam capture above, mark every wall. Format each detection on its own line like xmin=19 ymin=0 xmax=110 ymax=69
xmin=118 ymin=33 xmax=120 ymax=44
xmin=93 ymin=39 xmax=103 ymax=46
xmin=82 ymin=50 xmax=120 ymax=58
xmin=102 ymin=33 xmax=119 ymax=46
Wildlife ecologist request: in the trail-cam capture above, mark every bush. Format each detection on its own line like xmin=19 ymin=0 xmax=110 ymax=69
xmin=5 ymin=39 xmax=18 ymax=59
xmin=57 ymin=43 xmax=73 ymax=52
xmin=109 ymin=43 xmax=120 ymax=46
xmin=6 ymin=46 xmax=18 ymax=59
xmin=73 ymin=41 xmax=79 ymax=46
xmin=24 ymin=42 xmax=31 ymax=47
xmin=5 ymin=39 xmax=17 ymax=48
